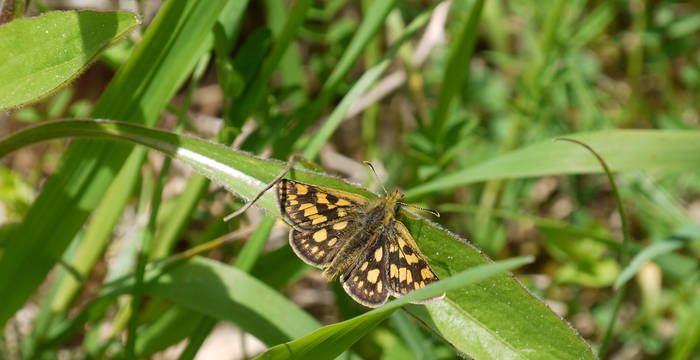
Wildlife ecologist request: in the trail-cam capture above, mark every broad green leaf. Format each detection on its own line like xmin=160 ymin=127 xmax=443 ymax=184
xmin=402 ymin=220 xmax=594 ymax=360
xmin=0 ymin=10 xmax=139 ymax=109
xmin=407 ymin=130 xmax=700 ymax=200
xmin=255 ymin=257 xmax=532 ymax=360
xmin=0 ymin=119 xmax=594 ymax=359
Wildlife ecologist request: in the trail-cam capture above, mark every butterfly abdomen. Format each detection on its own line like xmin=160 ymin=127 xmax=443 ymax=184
xmin=322 ymin=206 xmax=386 ymax=280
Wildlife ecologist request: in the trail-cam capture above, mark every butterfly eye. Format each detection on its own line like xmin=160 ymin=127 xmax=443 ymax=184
xmin=394 ymin=202 xmax=403 ymax=213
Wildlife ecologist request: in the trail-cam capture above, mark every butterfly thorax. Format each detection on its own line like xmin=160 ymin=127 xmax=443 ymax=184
xmin=378 ymin=189 xmax=404 ymax=224
xmin=321 ymin=191 xmax=404 ymax=280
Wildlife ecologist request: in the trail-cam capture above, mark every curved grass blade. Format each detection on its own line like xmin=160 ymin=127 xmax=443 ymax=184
xmin=406 ymin=130 xmax=700 ymax=200
xmin=555 ymin=138 xmax=631 ymax=359
xmin=0 ymin=119 xmax=377 ymax=216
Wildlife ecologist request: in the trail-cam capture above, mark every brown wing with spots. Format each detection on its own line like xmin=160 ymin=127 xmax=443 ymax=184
xmin=277 ymin=179 xmax=368 ymax=231
xmin=341 ymin=232 xmax=390 ymax=307
xmin=386 ymin=221 xmax=444 ymax=303
xmin=288 ymin=220 xmax=354 ymax=267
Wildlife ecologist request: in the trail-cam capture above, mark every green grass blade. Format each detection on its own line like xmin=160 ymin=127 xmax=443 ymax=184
xmin=0 ymin=119 xmax=372 ymax=215
xmin=29 ymin=148 xmax=146 ymax=349
xmin=234 ymin=216 xmax=276 ymax=272
xmin=0 ymin=10 xmax=139 ymax=110
xmin=439 ymin=203 xmax=700 ymax=282
xmin=228 ymin=0 xmax=312 ymax=126
xmin=135 ymin=307 xmax=204 ymax=358
xmin=254 ymin=257 xmax=532 ymax=360
xmin=321 ymin=0 xmax=398 ymax=94
xmin=150 ymin=174 xmax=209 ymax=258
xmin=177 ymin=320 xmax=218 ymax=360
xmin=407 ymin=130 xmax=700 ymax=200
xmin=614 ymin=240 xmax=683 ymax=290
xmin=278 ymin=0 xmax=399 ymax=154
xmin=302 ymin=7 xmax=434 ymax=159
xmin=0 ymin=119 xmax=594 ymax=359
xmin=264 ymin=0 xmax=308 ymax=108
xmin=389 ymin=311 xmax=435 ymax=360
xmin=430 ymin=0 xmax=484 ymax=141
xmin=669 ymin=292 xmax=700 ymax=360
xmin=0 ymin=0 xmax=230 ymax=328
xmin=177 ymin=217 xmax=277 ymax=358
xmin=102 ymin=256 xmax=321 ymax=345
xmin=56 ymin=148 xmax=145 ymax=305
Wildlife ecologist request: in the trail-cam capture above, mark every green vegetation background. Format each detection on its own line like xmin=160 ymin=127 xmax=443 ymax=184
xmin=0 ymin=0 xmax=699 ymax=359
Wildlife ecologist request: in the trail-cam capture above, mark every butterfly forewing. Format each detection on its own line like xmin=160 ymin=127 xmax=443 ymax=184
xmin=341 ymin=232 xmax=390 ymax=307
xmin=386 ymin=221 xmax=443 ymax=301
xmin=277 ymin=179 xmax=367 ymax=231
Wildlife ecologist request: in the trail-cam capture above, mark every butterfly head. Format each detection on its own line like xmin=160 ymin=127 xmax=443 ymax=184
xmin=363 ymin=161 xmax=438 ymax=218
xmin=385 ymin=189 xmax=405 ymax=214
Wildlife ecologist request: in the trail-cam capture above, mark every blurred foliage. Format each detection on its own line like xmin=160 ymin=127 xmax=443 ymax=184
xmin=1 ymin=0 xmax=700 ymax=359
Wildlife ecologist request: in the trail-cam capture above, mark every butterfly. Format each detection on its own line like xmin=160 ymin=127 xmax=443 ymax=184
xmin=277 ymin=178 xmax=444 ymax=307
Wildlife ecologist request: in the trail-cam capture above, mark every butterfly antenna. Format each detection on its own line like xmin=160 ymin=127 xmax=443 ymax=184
xmin=363 ymin=161 xmax=388 ymax=195
xmin=399 ymin=202 xmax=440 ymax=218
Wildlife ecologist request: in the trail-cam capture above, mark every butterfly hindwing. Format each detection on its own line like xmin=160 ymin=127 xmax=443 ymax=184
xmin=341 ymin=232 xmax=390 ymax=307
xmin=288 ymin=220 xmax=355 ymax=267
xmin=386 ymin=221 xmax=443 ymax=302
xmin=277 ymin=179 xmax=368 ymax=231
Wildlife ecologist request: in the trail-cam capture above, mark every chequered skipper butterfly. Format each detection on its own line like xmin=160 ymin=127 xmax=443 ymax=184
xmin=277 ymin=178 xmax=444 ymax=307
